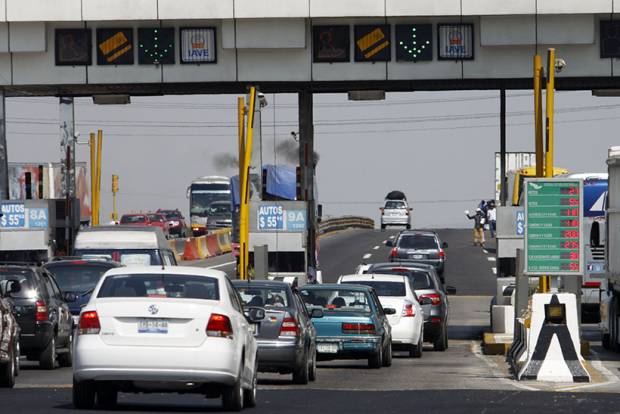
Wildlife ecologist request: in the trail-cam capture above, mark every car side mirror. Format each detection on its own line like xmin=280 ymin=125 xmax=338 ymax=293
xmin=383 ymin=307 xmax=396 ymax=315
xmin=246 ymin=307 xmax=265 ymax=323
xmin=63 ymin=292 xmax=77 ymax=303
xmin=310 ymin=308 xmax=324 ymax=319
xmin=385 ymin=240 xmax=393 ymax=247
xmin=442 ymin=242 xmax=448 ymax=249
xmin=446 ymin=286 xmax=457 ymax=295
xmin=419 ymin=297 xmax=433 ymax=306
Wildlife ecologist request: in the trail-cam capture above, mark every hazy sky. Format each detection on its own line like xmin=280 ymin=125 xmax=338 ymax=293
xmin=4 ymin=89 xmax=618 ymax=228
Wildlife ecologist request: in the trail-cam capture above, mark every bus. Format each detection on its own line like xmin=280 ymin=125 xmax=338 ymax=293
xmin=187 ymin=176 xmax=231 ymax=236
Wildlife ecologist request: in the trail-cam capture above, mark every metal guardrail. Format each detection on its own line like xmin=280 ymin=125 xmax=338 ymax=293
xmin=318 ymin=216 xmax=375 ymax=235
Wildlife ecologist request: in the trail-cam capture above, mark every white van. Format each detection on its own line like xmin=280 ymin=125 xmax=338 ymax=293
xmin=73 ymin=226 xmax=176 ymax=266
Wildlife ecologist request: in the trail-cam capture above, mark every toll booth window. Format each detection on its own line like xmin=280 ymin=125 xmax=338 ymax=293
xmin=249 ymin=252 xmax=305 ymax=273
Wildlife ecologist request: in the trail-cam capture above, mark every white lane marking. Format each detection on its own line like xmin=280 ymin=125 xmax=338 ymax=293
xmin=471 ymin=342 xmax=539 ymax=392
xmin=383 ymin=240 xmax=388 ymax=244
xmin=389 ymin=235 xmax=395 ymax=239
xmin=492 ymin=267 xmax=497 ymax=274
xmin=483 ymin=249 xmax=489 ymax=254
xmin=363 ymin=253 xmax=372 ymax=260
xmin=487 ymin=257 xmax=496 ymax=262
xmin=373 ymin=245 xmax=380 ymax=250
xmin=207 ymin=261 xmax=237 ymax=269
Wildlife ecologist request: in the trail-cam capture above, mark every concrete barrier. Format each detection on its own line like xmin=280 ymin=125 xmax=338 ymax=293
xmin=196 ymin=236 xmax=209 ymax=259
xmin=216 ymin=231 xmax=232 ymax=253
xmin=206 ymin=234 xmax=221 ymax=257
xmin=182 ymin=238 xmax=200 ymax=261
xmin=318 ymin=216 xmax=375 ymax=235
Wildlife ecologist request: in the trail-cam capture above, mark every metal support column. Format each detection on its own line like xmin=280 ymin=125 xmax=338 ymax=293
xmin=299 ymin=91 xmax=315 ymax=287
xmin=499 ymin=89 xmax=507 ymax=206
xmin=60 ymin=97 xmax=76 ymax=254
xmin=514 ymin=249 xmax=529 ymax=332
xmin=0 ymin=90 xmax=7 ymax=200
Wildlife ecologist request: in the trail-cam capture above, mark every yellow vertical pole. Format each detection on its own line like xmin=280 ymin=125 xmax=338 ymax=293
xmin=237 ymin=97 xmax=246 ymax=279
xmin=545 ymin=48 xmax=555 ymax=179
xmin=111 ymin=174 xmax=118 ymax=222
xmin=89 ymin=132 xmax=96 ymax=226
xmin=239 ymin=88 xmax=257 ymax=281
xmin=94 ymin=129 xmax=103 ymax=226
xmin=534 ymin=55 xmax=544 ymax=178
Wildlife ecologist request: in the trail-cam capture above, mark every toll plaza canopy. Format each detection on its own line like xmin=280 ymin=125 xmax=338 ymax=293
xmin=0 ymin=0 xmax=619 ymax=95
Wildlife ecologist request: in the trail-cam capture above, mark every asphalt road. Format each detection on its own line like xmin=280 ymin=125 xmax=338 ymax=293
xmin=8 ymin=229 xmax=620 ymax=413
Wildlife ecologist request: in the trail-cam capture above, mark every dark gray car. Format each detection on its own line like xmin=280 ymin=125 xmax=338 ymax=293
xmin=366 ymin=262 xmax=455 ymax=351
xmin=386 ymin=230 xmax=448 ymax=277
xmin=232 ymin=280 xmax=317 ymax=384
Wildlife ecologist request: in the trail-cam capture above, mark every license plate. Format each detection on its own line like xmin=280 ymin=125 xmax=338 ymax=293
xmin=138 ymin=319 xmax=168 ymax=334
xmin=317 ymin=343 xmax=339 ymax=354
xmin=410 ymin=254 xmax=424 ymax=259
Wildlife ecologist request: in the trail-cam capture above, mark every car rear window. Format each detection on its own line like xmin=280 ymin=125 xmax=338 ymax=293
xmin=300 ymin=288 xmax=372 ymax=314
xmin=0 ymin=269 xmax=36 ymax=298
xmin=373 ymin=269 xmax=433 ymax=290
xmin=385 ymin=201 xmax=406 ymax=209
xmin=164 ymin=212 xmax=182 ymax=220
xmin=121 ymin=215 xmax=146 ymax=224
xmin=235 ymin=286 xmax=290 ymax=308
xmin=397 ymin=235 xmax=437 ymax=249
xmin=341 ymin=281 xmax=406 ymax=297
xmin=147 ymin=214 xmax=164 ymax=222
xmin=44 ymin=263 xmax=114 ymax=294
xmin=98 ymin=274 xmax=219 ymax=300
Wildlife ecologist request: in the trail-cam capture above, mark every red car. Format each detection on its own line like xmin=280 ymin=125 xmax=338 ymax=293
xmin=157 ymin=209 xmax=188 ymax=238
xmin=146 ymin=213 xmax=171 ymax=238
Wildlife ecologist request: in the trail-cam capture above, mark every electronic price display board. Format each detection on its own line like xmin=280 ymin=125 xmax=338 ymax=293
xmin=524 ymin=179 xmax=584 ymax=276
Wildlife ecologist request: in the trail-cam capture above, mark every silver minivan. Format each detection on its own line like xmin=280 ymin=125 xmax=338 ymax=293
xmin=380 ymin=200 xmax=412 ymax=229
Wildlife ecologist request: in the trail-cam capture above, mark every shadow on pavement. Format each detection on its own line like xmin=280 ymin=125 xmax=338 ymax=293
xmin=448 ymin=325 xmax=486 ymax=340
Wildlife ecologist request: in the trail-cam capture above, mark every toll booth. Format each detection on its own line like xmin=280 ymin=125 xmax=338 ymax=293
xmin=0 ymin=199 xmax=79 ymax=262
xmin=496 ymin=206 xmax=525 ymax=277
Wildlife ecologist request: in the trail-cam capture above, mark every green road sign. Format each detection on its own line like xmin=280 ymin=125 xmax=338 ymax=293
xmin=524 ymin=178 xmax=584 ymax=276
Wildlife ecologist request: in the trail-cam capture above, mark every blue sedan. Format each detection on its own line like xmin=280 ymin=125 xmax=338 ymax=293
xmin=299 ymin=284 xmax=393 ymax=369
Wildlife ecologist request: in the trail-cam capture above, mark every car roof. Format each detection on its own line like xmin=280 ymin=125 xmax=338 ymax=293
xmin=340 ymin=274 xmax=407 ymax=283
xmin=232 ymin=279 xmax=291 ymax=289
xmin=398 ymin=230 xmax=438 ymax=237
xmin=301 ymin=283 xmax=372 ymax=292
xmin=43 ymin=259 xmax=122 ymax=268
xmin=75 ymin=226 xmax=169 ymax=250
xmin=122 ymin=213 xmax=147 ymax=217
xmin=370 ymin=262 xmax=435 ymax=270
xmin=101 ymin=266 xmax=228 ymax=279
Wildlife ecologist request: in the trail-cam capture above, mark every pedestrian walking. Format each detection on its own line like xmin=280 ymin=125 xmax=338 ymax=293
xmin=465 ymin=208 xmax=486 ymax=247
xmin=487 ymin=202 xmax=497 ymax=239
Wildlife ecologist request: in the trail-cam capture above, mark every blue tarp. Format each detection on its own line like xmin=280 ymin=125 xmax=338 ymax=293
xmin=231 ymin=164 xmax=296 ymax=207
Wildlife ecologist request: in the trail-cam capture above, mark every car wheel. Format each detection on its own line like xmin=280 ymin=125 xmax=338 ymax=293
xmin=368 ymin=344 xmax=382 ymax=369
xmin=222 ymin=372 xmax=244 ymax=411
xmin=39 ymin=336 xmax=56 ymax=370
xmin=73 ymin=378 xmax=96 ymax=409
xmin=406 ymin=224 xmax=411 ymax=230
xmin=433 ymin=325 xmax=448 ymax=352
xmin=58 ymin=334 xmax=73 ymax=368
xmin=243 ymin=361 xmax=258 ymax=408
xmin=411 ymin=332 xmax=423 ymax=358
xmin=308 ymin=348 xmax=317 ymax=382
xmin=381 ymin=224 xmax=386 ymax=230
xmin=0 ymin=347 xmax=16 ymax=388
xmin=382 ymin=340 xmax=392 ymax=367
xmin=292 ymin=354 xmax=310 ymax=384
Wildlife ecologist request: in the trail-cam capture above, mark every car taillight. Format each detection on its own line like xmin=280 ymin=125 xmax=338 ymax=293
xmin=583 ymin=281 xmax=601 ymax=289
xmin=35 ymin=300 xmax=48 ymax=322
xmin=439 ymin=250 xmax=445 ymax=258
xmin=402 ymin=302 xmax=415 ymax=317
xmin=279 ymin=313 xmax=299 ymax=337
xmin=419 ymin=293 xmax=441 ymax=306
xmin=342 ymin=323 xmax=376 ymax=334
xmin=207 ymin=313 xmax=233 ymax=338
xmin=390 ymin=248 xmax=398 ymax=258
xmin=78 ymin=311 xmax=100 ymax=335
xmin=430 ymin=316 xmax=442 ymax=324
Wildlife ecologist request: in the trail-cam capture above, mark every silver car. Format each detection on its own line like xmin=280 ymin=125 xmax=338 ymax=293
xmin=386 ymin=230 xmax=448 ymax=276
xmin=366 ymin=262 xmax=456 ymax=351
xmin=380 ymin=200 xmax=412 ymax=229
xmin=232 ymin=280 xmax=317 ymax=384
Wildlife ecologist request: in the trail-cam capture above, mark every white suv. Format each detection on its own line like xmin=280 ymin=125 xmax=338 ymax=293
xmin=380 ymin=200 xmax=412 ymax=229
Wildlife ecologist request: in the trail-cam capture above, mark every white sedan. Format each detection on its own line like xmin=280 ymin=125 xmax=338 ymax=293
xmin=73 ymin=266 xmax=263 ymax=411
xmin=338 ymin=273 xmax=425 ymax=357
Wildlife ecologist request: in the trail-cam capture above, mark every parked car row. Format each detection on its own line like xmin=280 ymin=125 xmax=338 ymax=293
xmin=118 ymin=209 xmax=188 ymax=239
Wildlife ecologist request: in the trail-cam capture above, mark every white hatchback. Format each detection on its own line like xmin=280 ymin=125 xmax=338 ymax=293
xmin=337 ymin=273 xmax=425 ymax=357
xmin=73 ymin=266 xmax=263 ymax=411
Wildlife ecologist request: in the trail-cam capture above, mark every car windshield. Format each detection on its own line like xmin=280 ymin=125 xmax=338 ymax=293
xmin=121 ymin=215 xmax=146 ymax=224
xmin=0 ymin=269 xmax=35 ymax=299
xmin=385 ymin=201 xmax=406 ymax=209
xmin=208 ymin=203 xmax=232 ymax=215
xmin=44 ymin=263 xmax=113 ymax=293
xmin=235 ymin=286 xmax=290 ymax=308
xmin=341 ymin=281 xmax=406 ymax=297
xmin=398 ymin=235 xmax=437 ymax=249
xmin=163 ymin=212 xmax=182 ymax=220
xmin=98 ymin=274 xmax=220 ymax=300
xmin=373 ymin=269 xmax=433 ymax=290
xmin=147 ymin=215 xmax=163 ymax=222
xmin=300 ymin=288 xmax=372 ymax=314
xmin=73 ymin=249 xmax=159 ymax=266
